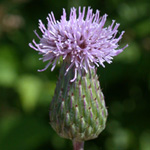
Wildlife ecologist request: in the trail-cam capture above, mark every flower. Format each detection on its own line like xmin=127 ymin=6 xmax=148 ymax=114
xmin=29 ymin=7 xmax=128 ymax=82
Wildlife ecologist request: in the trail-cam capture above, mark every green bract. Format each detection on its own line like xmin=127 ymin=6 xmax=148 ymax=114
xmin=49 ymin=62 xmax=108 ymax=141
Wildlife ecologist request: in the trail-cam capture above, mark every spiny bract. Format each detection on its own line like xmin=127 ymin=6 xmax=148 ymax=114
xmin=49 ymin=62 xmax=108 ymax=141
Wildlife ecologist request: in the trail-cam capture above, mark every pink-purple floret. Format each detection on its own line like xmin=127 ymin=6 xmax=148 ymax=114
xmin=29 ymin=7 xmax=128 ymax=82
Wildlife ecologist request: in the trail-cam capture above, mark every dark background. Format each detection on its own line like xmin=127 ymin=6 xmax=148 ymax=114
xmin=0 ymin=0 xmax=150 ymax=150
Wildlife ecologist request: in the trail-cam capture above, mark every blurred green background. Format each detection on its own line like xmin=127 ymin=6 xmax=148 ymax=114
xmin=0 ymin=0 xmax=150 ymax=150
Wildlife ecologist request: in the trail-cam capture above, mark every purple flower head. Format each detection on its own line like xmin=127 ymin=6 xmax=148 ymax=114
xmin=29 ymin=7 xmax=128 ymax=82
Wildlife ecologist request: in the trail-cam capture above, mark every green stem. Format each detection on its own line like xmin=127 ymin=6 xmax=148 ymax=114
xmin=73 ymin=140 xmax=84 ymax=150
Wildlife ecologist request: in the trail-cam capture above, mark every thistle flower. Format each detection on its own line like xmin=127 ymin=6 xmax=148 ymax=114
xmin=29 ymin=7 xmax=128 ymax=150
xmin=29 ymin=7 xmax=128 ymax=82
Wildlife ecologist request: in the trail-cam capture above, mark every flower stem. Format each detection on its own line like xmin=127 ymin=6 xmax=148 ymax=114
xmin=73 ymin=140 xmax=84 ymax=150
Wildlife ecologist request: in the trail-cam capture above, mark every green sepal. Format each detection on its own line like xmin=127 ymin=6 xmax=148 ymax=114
xmin=49 ymin=62 xmax=108 ymax=141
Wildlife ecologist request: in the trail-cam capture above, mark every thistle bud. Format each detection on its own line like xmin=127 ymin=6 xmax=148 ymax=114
xmin=29 ymin=6 xmax=128 ymax=149
xmin=49 ymin=62 xmax=107 ymax=141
